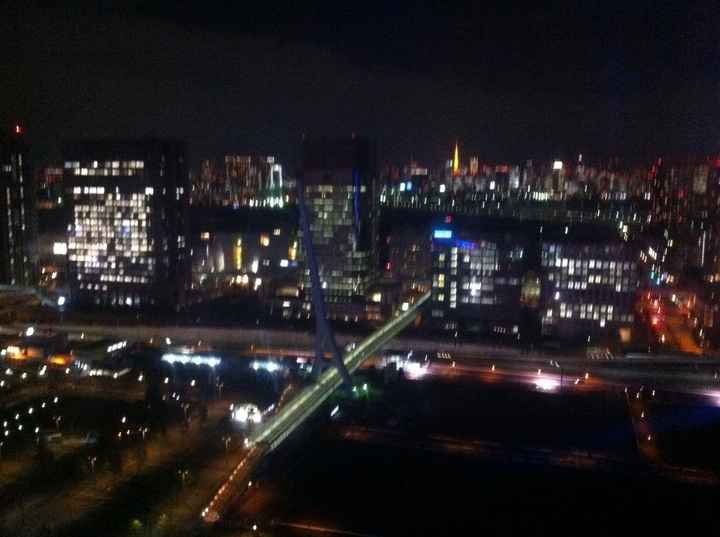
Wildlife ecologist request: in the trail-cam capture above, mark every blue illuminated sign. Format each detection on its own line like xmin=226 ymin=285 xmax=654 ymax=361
xmin=433 ymin=229 xmax=453 ymax=239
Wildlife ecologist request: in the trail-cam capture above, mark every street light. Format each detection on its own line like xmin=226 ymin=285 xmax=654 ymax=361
xmin=551 ymin=360 xmax=563 ymax=388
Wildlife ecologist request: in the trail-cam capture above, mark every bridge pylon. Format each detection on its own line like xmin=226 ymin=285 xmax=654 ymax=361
xmin=296 ymin=174 xmax=353 ymax=387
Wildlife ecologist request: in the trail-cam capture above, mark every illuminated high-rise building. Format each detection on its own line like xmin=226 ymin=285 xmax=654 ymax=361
xmin=301 ymin=137 xmax=376 ymax=319
xmin=540 ymin=235 xmax=638 ymax=339
xmin=0 ymin=126 xmax=36 ymax=286
xmin=430 ymin=224 xmax=527 ymax=334
xmin=63 ymin=139 xmax=189 ymax=309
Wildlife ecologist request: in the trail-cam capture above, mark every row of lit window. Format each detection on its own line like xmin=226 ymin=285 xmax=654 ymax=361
xmin=73 ymin=191 xmax=152 ymax=203
xmin=547 ymin=267 xmax=631 ymax=280
xmin=546 ymin=306 xmax=633 ymax=325
xmin=65 ymin=160 xmax=144 ymax=169
xmin=73 ymin=204 xmax=152 ymax=216
xmin=70 ymin=168 xmax=143 ymax=177
xmin=69 ymin=237 xmax=152 ymax=248
xmin=73 ymin=219 xmax=147 ymax=230
xmin=76 ymin=263 xmax=153 ymax=276
xmin=460 ymin=296 xmax=496 ymax=305
xmin=542 ymin=257 xmax=635 ymax=271
xmin=72 ymin=221 xmax=148 ymax=232
xmin=70 ymin=225 xmax=148 ymax=236
xmin=74 ymin=206 xmax=149 ymax=218
xmin=69 ymin=244 xmax=151 ymax=257
xmin=100 ymin=274 xmax=150 ymax=283
xmin=306 ymin=185 xmax=367 ymax=193
xmin=549 ymin=275 xmax=634 ymax=291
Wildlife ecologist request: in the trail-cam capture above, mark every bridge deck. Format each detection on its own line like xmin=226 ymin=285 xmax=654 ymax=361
xmin=201 ymin=291 xmax=430 ymax=522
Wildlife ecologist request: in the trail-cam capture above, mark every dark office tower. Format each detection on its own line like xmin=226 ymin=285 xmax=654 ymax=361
xmin=0 ymin=126 xmax=36 ymax=286
xmin=300 ymin=137 xmax=376 ymax=319
xmin=63 ymin=139 xmax=189 ymax=309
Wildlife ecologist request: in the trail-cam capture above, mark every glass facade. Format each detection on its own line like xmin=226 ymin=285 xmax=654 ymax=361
xmin=541 ymin=241 xmax=638 ymax=335
xmin=431 ymin=234 xmax=524 ymax=332
xmin=64 ymin=140 xmax=189 ymax=308
xmin=68 ymin=186 xmax=154 ymax=305
xmin=300 ymin=138 xmax=376 ymax=315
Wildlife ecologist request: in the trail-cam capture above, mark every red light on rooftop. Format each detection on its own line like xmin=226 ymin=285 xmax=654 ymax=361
xmin=14 ymin=124 xmax=22 ymax=134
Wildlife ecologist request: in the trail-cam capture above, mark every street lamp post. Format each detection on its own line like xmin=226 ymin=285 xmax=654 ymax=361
xmin=216 ymin=380 xmax=224 ymax=399
xmin=178 ymin=468 xmax=189 ymax=487
xmin=551 ymin=360 xmax=563 ymax=389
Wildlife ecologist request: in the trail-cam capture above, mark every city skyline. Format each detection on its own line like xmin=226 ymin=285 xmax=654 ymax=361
xmin=4 ymin=3 xmax=720 ymax=536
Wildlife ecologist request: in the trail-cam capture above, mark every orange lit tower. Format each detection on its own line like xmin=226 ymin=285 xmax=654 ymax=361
xmin=452 ymin=141 xmax=460 ymax=176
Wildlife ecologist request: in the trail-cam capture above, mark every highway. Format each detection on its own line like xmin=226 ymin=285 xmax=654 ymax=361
xmin=30 ymin=317 xmax=523 ymax=361
xmin=419 ymin=356 xmax=720 ymax=405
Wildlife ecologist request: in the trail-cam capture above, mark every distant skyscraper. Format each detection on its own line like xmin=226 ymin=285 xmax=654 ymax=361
xmin=63 ymin=139 xmax=189 ymax=308
xmin=0 ymin=126 xmax=36 ymax=286
xmin=224 ymin=155 xmax=284 ymax=208
xmin=469 ymin=156 xmax=479 ymax=176
xmin=300 ymin=137 xmax=376 ymax=318
xmin=36 ymin=164 xmax=64 ymax=209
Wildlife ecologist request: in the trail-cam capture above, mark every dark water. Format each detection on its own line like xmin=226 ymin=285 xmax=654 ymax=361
xmin=240 ymin=376 xmax=720 ymax=536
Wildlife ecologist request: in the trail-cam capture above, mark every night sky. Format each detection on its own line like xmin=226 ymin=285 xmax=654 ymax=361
xmin=2 ymin=0 xmax=719 ymax=167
